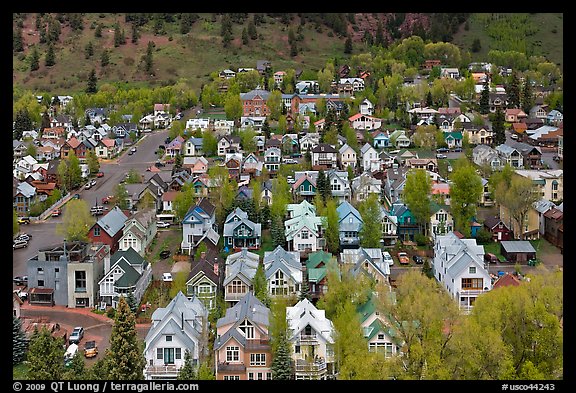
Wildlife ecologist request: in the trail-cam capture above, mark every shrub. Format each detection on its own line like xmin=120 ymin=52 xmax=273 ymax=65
xmin=106 ymin=307 xmax=116 ymax=319
xmin=414 ymin=233 xmax=429 ymax=246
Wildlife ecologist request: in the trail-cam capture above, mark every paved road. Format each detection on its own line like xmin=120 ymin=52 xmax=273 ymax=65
xmin=13 ymin=129 xmax=170 ymax=289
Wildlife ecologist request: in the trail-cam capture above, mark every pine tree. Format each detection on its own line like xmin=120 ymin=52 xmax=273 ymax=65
xmin=86 ymin=69 xmax=98 ymax=94
xmin=344 ymin=36 xmax=353 ymax=54
xmin=507 ymin=72 xmax=521 ymax=109
xmin=426 ymin=90 xmax=434 ymax=107
xmin=27 ymin=327 xmax=65 ymax=380
xmin=262 ymin=118 xmax=271 ymax=139
xmin=14 ymin=108 xmax=33 ymax=140
xmin=492 ymin=105 xmax=506 ymax=146
xmin=14 ymin=26 xmax=24 ymax=52
xmin=375 ymin=20 xmax=386 ymax=47
xmin=521 ymin=79 xmax=534 ymax=114
xmin=63 ymin=351 xmax=87 ymax=380
xmin=479 ymin=80 xmax=490 ymax=114
xmin=242 ymin=27 xmax=249 ymax=45
xmin=101 ymin=49 xmax=110 ymax=67
xmin=324 ymin=199 xmax=340 ymax=255
xmin=298 ymin=278 xmax=311 ymax=301
xmin=177 ymin=350 xmax=197 ymax=379
xmin=270 ymin=217 xmax=286 ymax=248
xmin=143 ymin=41 xmax=154 ymax=74
xmin=13 ymin=316 xmax=27 ymax=365
xmin=105 ymin=296 xmax=146 ymax=380
xmin=131 ymin=23 xmax=140 ymax=44
xmin=253 ymin=263 xmax=271 ymax=307
xmin=94 ymin=23 xmax=102 ymax=38
xmin=30 ymin=47 xmax=40 ymax=71
xmin=271 ymin=332 xmax=293 ymax=380
xmin=126 ymin=291 xmax=138 ymax=313
xmin=45 ymin=44 xmax=56 ymax=66
xmin=85 ymin=41 xmax=94 ymax=59
xmin=248 ymin=20 xmax=257 ymax=40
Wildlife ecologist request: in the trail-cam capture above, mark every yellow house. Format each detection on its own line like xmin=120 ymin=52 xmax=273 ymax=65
xmin=499 ymin=204 xmax=540 ymax=240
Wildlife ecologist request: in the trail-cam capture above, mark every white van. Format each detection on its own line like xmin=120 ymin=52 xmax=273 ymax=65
xmin=64 ymin=343 xmax=79 ymax=365
xmin=383 ymin=251 xmax=394 ymax=266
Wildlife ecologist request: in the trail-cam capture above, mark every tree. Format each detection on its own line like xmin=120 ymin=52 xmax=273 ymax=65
xmin=101 ymin=49 xmax=110 ymax=67
xmin=13 ymin=316 xmax=27 ymax=365
xmin=126 ymin=291 xmax=138 ymax=313
xmin=323 ymin=198 xmax=340 ymax=255
xmin=131 ymin=22 xmax=140 ymax=44
xmin=492 ymin=105 xmax=506 ymax=145
xmin=449 ymin=159 xmax=483 ymax=237
xmin=86 ymin=150 xmax=100 ymax=174
xmin=105 ymin=296 xmax=146 ymax=380
xmin=224 ymin=93 xmax=243 ymax=122
xmin=85 ymin=41 xmax=94 ymax=59
xmin=56 ymin=199 xmax=95 ymax=241
xmin=29 ymin=47 xmax=40 ymax=71
xmin=113 ymin=23 xmax=125 ymax=47
xmin=241 ymin=27 xmax=249 ymax=45
xmin=143 ymin=41 xmax=154 ymax=75
xmin=94 ymin=23 xmax=102 ymax=37
xmin=86 ymin=69 xmax=98 ymax=94
xmin=504 ymin=176 xmax=539 ymax=240
xmin=521 ymin=79 xmax=534 ymax=114
xmin=248 ymin=19 xmax=257 ymax=40
xmin=426 ymin=90 xmax=434 ymax=107
xmin=169 ymin=273 xmax=189 ymax=299
xmin=507 ymin=72 xmax=521 ymax=109
xmin=202 ymin=130 xmax=218 ymax=156
xmin=63 ymin=351 xmax=88 ymax=380
xmin=479 ymin=80 xmax=490 ymax=114
xmin=271 ymin=332 xmax=293 ymax=379
xmin=240 ymin=127 xmax=257 ymax=153
xmin=114 ymin=183 xmax=130 ymax=210
xmin=14 ymin=26 xmax=24 ymax=52
xmin=344 ymin=36 xmax=353 ymax=54
xmin=14 ymin=108 xmax=33 ymax=140
xmin=177 ymin=350 xmax=197 ymax=379
xmin=358 ymin=194 xmax=383 ymax=248
xmin=208 ymin=165 xmax=236 ymax=227
xmin=45 ymin=44 xmax=55 ymax=66
xmin=316 ymin=170 xmax=330 ymax=202
xmin=27 ymin=327 xmax=65 ymax=380
xmin=267 ymin=90 xmax=283 ymax=121
xmin=253 ymin=262 xmax=271 ymax=307
xmin=402 ymin=168 xmax=432 ymax=233
xmin=471 ymin=38 xmax=482 ymax=53
xmin=196 ymin=361 xmax=215 ymax=379
xmin=317 ymin=68 xmax=334 ymax=94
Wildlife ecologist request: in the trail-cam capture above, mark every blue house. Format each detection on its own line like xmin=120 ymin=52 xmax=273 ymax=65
xmin=372 ymin=130 xmax=390 ymax=149
xmin=337 ymin=201 xmax=364 ymax=248
xmin=389 ymin=201 xmax=419 ymax=241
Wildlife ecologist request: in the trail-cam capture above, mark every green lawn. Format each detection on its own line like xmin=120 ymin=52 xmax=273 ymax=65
xmin=13 ymin=363 xmax=28 ymax=380
xmin=255 ymin=229 xmax=274 ymax=257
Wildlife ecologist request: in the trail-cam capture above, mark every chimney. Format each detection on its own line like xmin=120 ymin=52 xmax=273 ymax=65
xmin=181 ymin=312 xmax=184 ymax=331
xmin=213 ymin=259 xmax=219 ymax=276
xmin=200 ymin=251 xmax=206 ymax=260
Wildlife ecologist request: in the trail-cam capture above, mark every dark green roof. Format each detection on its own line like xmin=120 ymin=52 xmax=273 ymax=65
xmin=307 ymin=267 xmax=326 ymax=283
xmin=306 ymin=250 xmax=333 ymax=270
xmin=429 ymin=200 xmax=451 ymax=214
xmin=111 ymin=247 xmax=146 ymax=288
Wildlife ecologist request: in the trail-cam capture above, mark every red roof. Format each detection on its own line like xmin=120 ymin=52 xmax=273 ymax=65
xmin=493 ymin=273 xmax=521 ymax=289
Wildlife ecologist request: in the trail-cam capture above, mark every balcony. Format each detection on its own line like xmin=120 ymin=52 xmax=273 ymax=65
xmin=145 ymin=364 xmax=178 ymax=377
xmin=225 ymin=291 xmax=249 ymax=302
xmin=217 ymin=362 xmax=246 ymax=372
xmin=299 ymin=333 xmax=318 ymax=343
xmin=245 ymin=338 xmax=271 ymax=351
xmin=295 ymin=357 xmax=326 ymax=373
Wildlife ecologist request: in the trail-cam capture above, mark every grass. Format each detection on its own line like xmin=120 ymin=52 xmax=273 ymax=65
xmin=13 ymin=363 xmax=28 ymax=379
xmin=255 ymin=229 xmax=274 ymax=257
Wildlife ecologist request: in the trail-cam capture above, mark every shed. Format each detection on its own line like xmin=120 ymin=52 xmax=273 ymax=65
xmin=500 ymin=241 xmax=536 ymax=263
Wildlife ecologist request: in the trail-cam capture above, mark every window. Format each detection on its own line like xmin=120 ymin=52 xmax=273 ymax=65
xmin=294 ymin=345 xmax=300 ymax=354
xmin=461 ymin=278 xmax=483 ymax=289
xmin=248 ymin=372 xmax=254 ymax=380
xmin=157 ymin=348 xmax=163 ymax=360
xmin=229 ymin=280 xmax=245 ymax=294
xmin=238 ymin=319 xmax=254 ymax=339
xmin=224 ymin=376 xmax=240 ymax=380
xmin=250 ymin=353 xmax=266 ymax=366
xmin=38 ymin=280 xmax=44 ymax=287
xmin=377 ymin=334 xmax=385 ymax=340
xmin=163 ymin=348 xmax=175 ymax=364
xmin=75 ymin=271 xmax=87 ymax=293
xmin=166 ymin=335 xmax=172 ymax=342
xmin=469 ymin=266 xmax=476 ymax=274
xmin=37 ymin=267 xmax=44 ymax=274
xmin=55 ymin=267 xmax=60 ymax=278
xmin=301 ymin=230 xmax=309 ymax=239
xmin=175 ymin=348 xmax=181 ymax=360
xmin=226 ymin=346 xmax=239 ymax=362
xmin=94 ymin=227 xmax=101 ymax=236
xmin=257 ymin=372 xmax=263 ymax=380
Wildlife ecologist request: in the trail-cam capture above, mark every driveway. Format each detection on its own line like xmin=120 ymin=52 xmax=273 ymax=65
xmin=20 ymin=304 xmax=150 ymax=364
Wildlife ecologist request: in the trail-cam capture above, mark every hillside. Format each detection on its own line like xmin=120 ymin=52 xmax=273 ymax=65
xmin=13 ymin=13 xmax=563 ymax=96
xmin=452 ymin=13 xmax=563 ymax=70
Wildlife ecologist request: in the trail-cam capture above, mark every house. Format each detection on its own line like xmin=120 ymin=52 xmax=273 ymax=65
xmin=495 ymin=144 xmax=524 ymax=168
xmin=326 ymin=169 xmax=352 ymax=203
xmin=27 ymin=241 xmax=110 ymax=308
xmin=357 ymin=295 xmax=402 ymax=358
xmin=13 ymin=155 xmax=38 ymax=180
xmin=223 ymin=208 xmax=262 ymax=251
xmin=181 ymin=198 xmax=219 ymax=255
xmin=483 ymin=216 xmax=514 ymax=242
xmin=242 ymin=153 xmax=263 ymax=178
xmin=527 ymin=125 xmax=561 ymax=148
xmin=293 ymin=172 xmax=317 ymax=201
xmin=219 ymin=69 xmax=236 ymax=79
xmin=351 ymin=172 xmax=382 ymax=202
xmin=389 ymin=200 xmax=419 ymax=242
xmin=543 ymin=208 xmax=563 ymax=252
xmin=341 ymin=247 xmax=390 ymax=284
xmin=429 ymin=201 xmax=454 ymax=238
xmin=388 ymin=130 xmax=411 ymax=149
xmin=256 ymin=60 xmax=271 ymax=75
xmin=161 ymin=190 xmax=178 ymax=214
xmin=214 ymin=291 xmax=272 ymax=380
xmin=285 ymin=200 xmax=325 ymax=256
xmin=263 ymin=246 xmax=302 ymax=298
xmin=287 ymin=299 xmax=336 ymax=380
xmin=185 ymin=118 xmax=210 ymax=133
xmin=143 ymin=292 xmax=209 ymax=380
xmin=492 ymin=273 xmax=521 ymax=289
xmin=98 ymin=246 xmax=152 ymax=308
xmin=87 ymin=206 xmax=129 ymax=255
xmin=472 ymin=144 xmax=504 ymax=171
xmin=444 ymin=131 xmax=463 ymax=149
xmin=406 ymin=158 xmax=438 ymax=173
xmin=384 ymin=167 xmax=409 ymax=205
xmin=360 ymin=143 xmax=379 ymax=173
xmin=334 ymin=77 xmax=365 ymax=95
xmin=184 ymin=137 xmax=204 ymax=157
xmin=165 ymin=136 xmax=185 ymax=158
xmin=489 ymin=93 xmax=508 ymax=113
xmin=500 ymin=241 xmax=537 ymax=263
xmin=380 ymin=206 xmax=398 ymax=247
xmin=273 ymin=71 xmax=286 ymax=87
xmin=507 ymin=140 xmax=543 ymax=169
xmin=546 ymin=109 xmax=563 ymax=126
xmin=432 ymin=232 xmax=492 ymax=312
xmin=337 ymin=201 xmax=363 ymax=248
xmin=440 ymin=67 xmax=460 ymax=79
xmin=42 ymin=126 xmax=67 ymax=139
xmin=359 ymin=98 xmax=375 ymax=116
xmin=218 ymin=135 xmax=241 ymax=156
xmin=183 ymin=156 xmax=209 ymax=175
xmin=505 ymin=108 xmax=527 ymax=123
xmin=85 ymin=107 xmax=109 ymax=124
xmin=225 ymin=154 xmax=243 ymax=181
xmin=371 ymin=130 xmax=389 ymax=149
xmin=529 ymin=105 xmax=548 ymax=120
xmin=240 ymin=88 xmax=271 ymax=117
xmin=348 ymin=113 xmax=382 ymax=131
xmin=462 ymin=125 xmax=493 ymax=146
xmin=118 ymin=209 xmax=157 ymax=257
xmin=223 ymin=249 xmax=260 ymax=305
xmin=311 ymin=143 xmax=338 ymax=169
xmin=264 ymin=146 xmax=281 ymax=172
xmin=112 ymin=122 xmax=138 ymax=138
xmin=186 ymin=255 xmax=222 ymax=310
xmin=260 ymin=180 xmax=273 ymax=206
xmin=514 ymin=169 xmax=563 ymax=203
xmin=13 ymin=291 xmax=24 ymax=318
xmin=305 ymin=251 xmax=332 ymax=302
xmin=299 ymin=133 xmax=320 ymax=152
xmin=13 ymin=180 xmax=36 ymax=215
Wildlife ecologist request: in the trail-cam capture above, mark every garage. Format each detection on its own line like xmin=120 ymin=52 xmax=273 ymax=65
xmin=500 ymin=241 xmax=537 ymax=263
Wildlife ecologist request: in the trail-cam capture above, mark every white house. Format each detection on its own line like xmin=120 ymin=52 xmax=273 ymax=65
xmin=351 ymin=172 xmax=382 ymax=202
xmin=311 ymin=143 xmax=338 ymax=169
xmin=432 ymin=232 xmax=492 ymax=312
xmin=286 ymin=299 xmax=336 ymax=380
xmin=285 ymin=200 xmax=325 ymax=255
xmin=143 ymin=292 xmax=208 ymax=380
xmin=348 ymin=113 xmax=383 ymax=131
xmin=263 ymin=246 xmax=302 ymax=298
xmin=360 ymin=143 xmax=380 ymax=173
xmin=338 ymin=143 xmax=357 ymax=169
xmin=186 ymin=118 xmax=211 ymax=133
xmin=181 ymin=198 xmax=219 ymax=255
xmin=118 ymin=209 xmax=157 ymax=257
xmin=359 ymin=98 xmax=374 ymax=116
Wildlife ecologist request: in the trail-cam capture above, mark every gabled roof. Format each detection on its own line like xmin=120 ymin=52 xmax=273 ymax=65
xmin=286 ymin=298 xmax=334 ymax=343
xmin=216 ymin=291 xmax=269 ymax=329
xmin=311 ymin=143 xmax=338 ymax=153
xmin=95 ymin=206 xmax=128 ymax=237
xmin=492 ymin=273 xmax=521 ymax=289
xmin=337 ymin=200 xmax=362 ymax=223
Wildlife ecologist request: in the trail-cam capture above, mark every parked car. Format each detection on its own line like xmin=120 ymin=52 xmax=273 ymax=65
xmin=96 ymin=171 xmax=104 ymax=178
xmin=484 ymin=253 xmax=499 ymax=264
xmin=52 ymin=208 xmax=62 ymax=217
xmin=64 ymin=344 xmax=79 ymax=367
xmin=383 ymin=251 xmax=394 ymax=266
xmin=131 ymin=147 xmax=137 ymax=153
xmin=157 ymin=221 xmax=171 ymax=228
xmin=160 ymin=250 xmax=171 ymax=259
xmin=72 ymin=193 xmax=81 ymax=199
xmin=397 ymin=252 xmax=410 ymax=265
xmin=84 ymin=182 xmax=92 ymax=190
xmin=102 ymin=195 xmax=114 ymax=204
xmin=15 ymin=233 xmax=31 ymax=242
xmin=13 ymin=239 xmax=29 ymax=249
xmin=436 ymin=153 xmax=448 ymax=159
xmin=15 ymin=287 xmax=28 ymax=301
xmin=13 ymin=275 xmax=28 ymax=286
xmin=436 ymin=147 xmax=449 ymax=153
xmin=17 ymin=217 xmax=30 ymax=225
xmin=154 ymin=161 xmax=165 ymax=168
xmin=90 ymin=179 xmax=97 ymax=186
xmin=84 ymin=340 xmax=98 ymax=358
xmin=412 ymin=255 xmax=424 ymax=264
xmin=162 ymin=273 xmax=173 ymax=282
xmin=164 ymin=137 xmax=171 ymax=145
xmin=69 ymin=327 xmax=84 ymax=345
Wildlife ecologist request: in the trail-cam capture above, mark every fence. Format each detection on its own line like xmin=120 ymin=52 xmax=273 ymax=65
xmin=37 ymin=192 xmax=71 ymax=221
